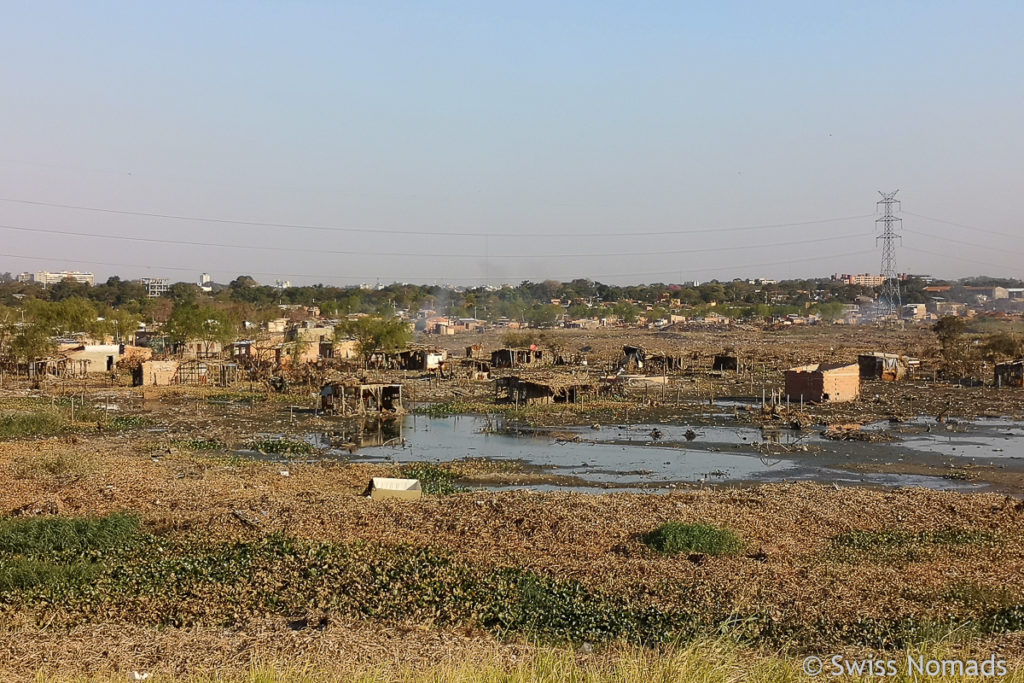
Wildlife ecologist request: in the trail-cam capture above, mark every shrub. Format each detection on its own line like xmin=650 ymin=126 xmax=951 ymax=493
xmin=399 ymin=464 xmax=467 ymax=495
xmin=0 ymin=411 xmax=66 ymax=438
xmin=0 ymin=513 xmax=140 ymax=556
xmin=248 ymin=438 xmax=316 ymax=456
xmin=642 ymin=522 xmax=743 ymax=556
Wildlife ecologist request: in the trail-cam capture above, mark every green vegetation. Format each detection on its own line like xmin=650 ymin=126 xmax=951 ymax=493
xmin=171 ymin=437 xmax=227 ymax=451
xmin=0 ymin=513 xmax=140 ymax=555
xmin=106 ymin=414 xmax=150 ymax=431
xmin=1 ymin=514 xmax=1022 ymax=654
xmin=165 ymin=302 xmax=235 ymax=346
xmin=412 ymin=401 xmax=473 ymax=417
xmin=335 ymin=316 xmax=412 ymax=366
xmin=0 ymin=514 xmax=141 ymax=593
xmin=642 ymin=522 xmax=744 ymax=556
xmin=0 ymin=410 xmax=66 ymax=437
xmin=829 ymin=527 xmax=998 ymax=564
xmin=399 ymin=464 xmax=467 ymax=495
xmin=207 ymin=391 xmax=266 ymax=403
xmin=248 ymin=438 xmax=317 ymax=456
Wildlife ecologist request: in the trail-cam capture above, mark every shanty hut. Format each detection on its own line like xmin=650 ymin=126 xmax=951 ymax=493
xmin=495 ymin=373 xmax=606 ymax=405
xmin=995 ymin=360 xmax=1024 ymax=388
xmin=858 ymin=352 xmax=919 ymax=381
xmin=712 ymin=354 xmax=739 ymax=372
xmin=491 ymin=347 xmax=544 ymax=369
xmin=395 ymin=348 xmax=447 ymax=371
xmin=457 ymin=358 xmax=491 ymax=380
xmin=319 ymin=376 xmax=404 ymax=415
xmin=784 ymin=362 xmax=860 ymax=403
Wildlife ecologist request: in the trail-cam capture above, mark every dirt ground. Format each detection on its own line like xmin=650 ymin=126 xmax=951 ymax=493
xmin=3 ymin=324 xmax=1024 ymax=677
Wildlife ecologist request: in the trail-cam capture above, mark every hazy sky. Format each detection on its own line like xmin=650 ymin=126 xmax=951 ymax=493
xmin=1 ymin=1 xmax=1022 ymax=286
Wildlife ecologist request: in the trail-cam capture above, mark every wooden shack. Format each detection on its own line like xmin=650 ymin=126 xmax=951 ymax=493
xmin=491 ymin=347 xmax=544 ymax=369
xmin=495 ymin=373 xmax=605 ymax=405
xmin=995 ymin=360 xmax=1024 ymax=388
xmin=712 ymin=354 xmax=739 ymax=372
xmin=858 ymin=352 xmax=919 ymax=381
xmin=319 ymin=378 xmax=404 ymax=415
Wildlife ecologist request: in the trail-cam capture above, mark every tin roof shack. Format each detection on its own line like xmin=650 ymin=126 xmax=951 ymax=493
xmin=62 ymin=344 xmax=121 ymax=373
xmin=490 ymin=347 xmax=544 ymax=369
xmin=319 ymin=378 xmax=404 ymax=415
xmin=712 ymin=354 xmax=739 ymax=372
xmin=645 ymin=352 xmax=684 ymax=374
xmin=619 ymin=345 xmax=682 ymax=374
xmin=396 ymin=348 xmax=448 ymax=371
xmin=495 ymin=373 xmax=605 ymax=405
xmin=858 ymin=352 xmax=920 ymax=382
xmin=456 ymin=358 xmax=491 ymax=380
xmin=784 ymin=363 xmax=860 ymax=403
xmin=995 ymin=360 xmax=1024 ymax=388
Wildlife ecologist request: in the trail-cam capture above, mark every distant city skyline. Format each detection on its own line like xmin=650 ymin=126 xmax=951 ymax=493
xmin=2 ymin=2 xmax=1022 ymax=285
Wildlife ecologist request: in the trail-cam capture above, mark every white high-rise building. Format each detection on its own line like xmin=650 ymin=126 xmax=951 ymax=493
xmin=17 ymin=271 xmax=95 ymax=287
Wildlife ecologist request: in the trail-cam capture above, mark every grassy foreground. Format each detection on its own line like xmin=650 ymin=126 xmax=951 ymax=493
xmin=27 ymin=640 xmax=1024 ymax=682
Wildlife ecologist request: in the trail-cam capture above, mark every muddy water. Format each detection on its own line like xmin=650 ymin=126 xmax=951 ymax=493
xmin=268 ymin=413 xmax=1024 ymax=493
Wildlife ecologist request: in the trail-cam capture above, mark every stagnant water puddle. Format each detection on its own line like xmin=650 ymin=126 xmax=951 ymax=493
xmin=238 ymin=412 xmax=1024 ymax=494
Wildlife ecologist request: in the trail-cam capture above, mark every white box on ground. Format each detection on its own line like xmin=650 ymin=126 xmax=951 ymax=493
xmin=369 ymin=477 xmax=422 ymax=501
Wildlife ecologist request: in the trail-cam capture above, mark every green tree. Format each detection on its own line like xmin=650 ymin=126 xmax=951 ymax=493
xmin=10 ymin=324 xmax=55 ymax=362
xmin=983 ymin=332 xmax=1023 ymax=361
xmin=933 ymin=316 xmax=971 ymax=378
xmin=165 ymin=304 xmax=235 ymax=347
xmin=337 ymin=317 xmax=411 ymax=367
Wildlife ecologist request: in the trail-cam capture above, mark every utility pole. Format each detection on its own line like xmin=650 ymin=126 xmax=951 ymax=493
xmin=876 ymin=190 xmax=902 ymax=321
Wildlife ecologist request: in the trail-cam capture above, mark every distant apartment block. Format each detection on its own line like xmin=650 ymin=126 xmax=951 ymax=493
xmin=141 ymin=277 xmax=170 ymax=298
xmin=832 ymin=273 xmax=886 ymax=287
xmin=17 ymin=270 xmax=95 ymax=287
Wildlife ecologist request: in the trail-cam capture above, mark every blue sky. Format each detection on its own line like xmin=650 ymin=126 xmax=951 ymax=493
xmin=1 ymin=1 xmax=1022 ymax=285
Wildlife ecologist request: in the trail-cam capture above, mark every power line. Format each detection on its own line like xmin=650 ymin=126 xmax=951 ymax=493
xmin=902 ymin=245 xmax=1020 ymax=271
xmin=904 ymin=211 xmax=1024 ymax=241
xmin=0 ymin=222 xmax=873 ymax=259
xmin=0 ymin=248 xmax=879 ymax=284
xmin=0 ymin=195 xmax=872 ymax=238
xmin=903 ymin=227 xmax=1024 ymax=255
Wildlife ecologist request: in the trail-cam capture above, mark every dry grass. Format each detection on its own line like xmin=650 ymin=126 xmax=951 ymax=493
xmin=14 ymin=632 xmax=1024 ymax=682
xmin=2 ymin=437 xmax=1023 ymax=633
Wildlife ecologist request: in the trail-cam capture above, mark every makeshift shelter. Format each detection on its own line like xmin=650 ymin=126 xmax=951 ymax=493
xmin=784 ymin=362 xmax=860 ymax=403
xmin=995 ymin=360 xmax=1024 ymax=388
xmin=395 ymin=348 xmax=447 ymax=371
xmin=858 ymin=352 xmax=919 ymax=381
xmin=645 ymin=352 xmax=684 ymax=373
xmin=712 ymin=354 xmax=739 ymax=372
xmin=495 ymin=373 xmax=606 ymax=405
xmin=457 ymin=358 xmax=491 ymax=380
xmin=621 ymin=345 xmax=646 ymax=370
xmin=134 ymin=360 xmax=180 ymax=386
xmin=490 ymin=347 xmax=544 ymax=369
xmin=319 ymin=378 xmax=404 ymax=415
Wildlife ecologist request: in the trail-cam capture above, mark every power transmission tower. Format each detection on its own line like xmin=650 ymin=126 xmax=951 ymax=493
xmin=876 ymin=190 xmax=902 ymax=320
